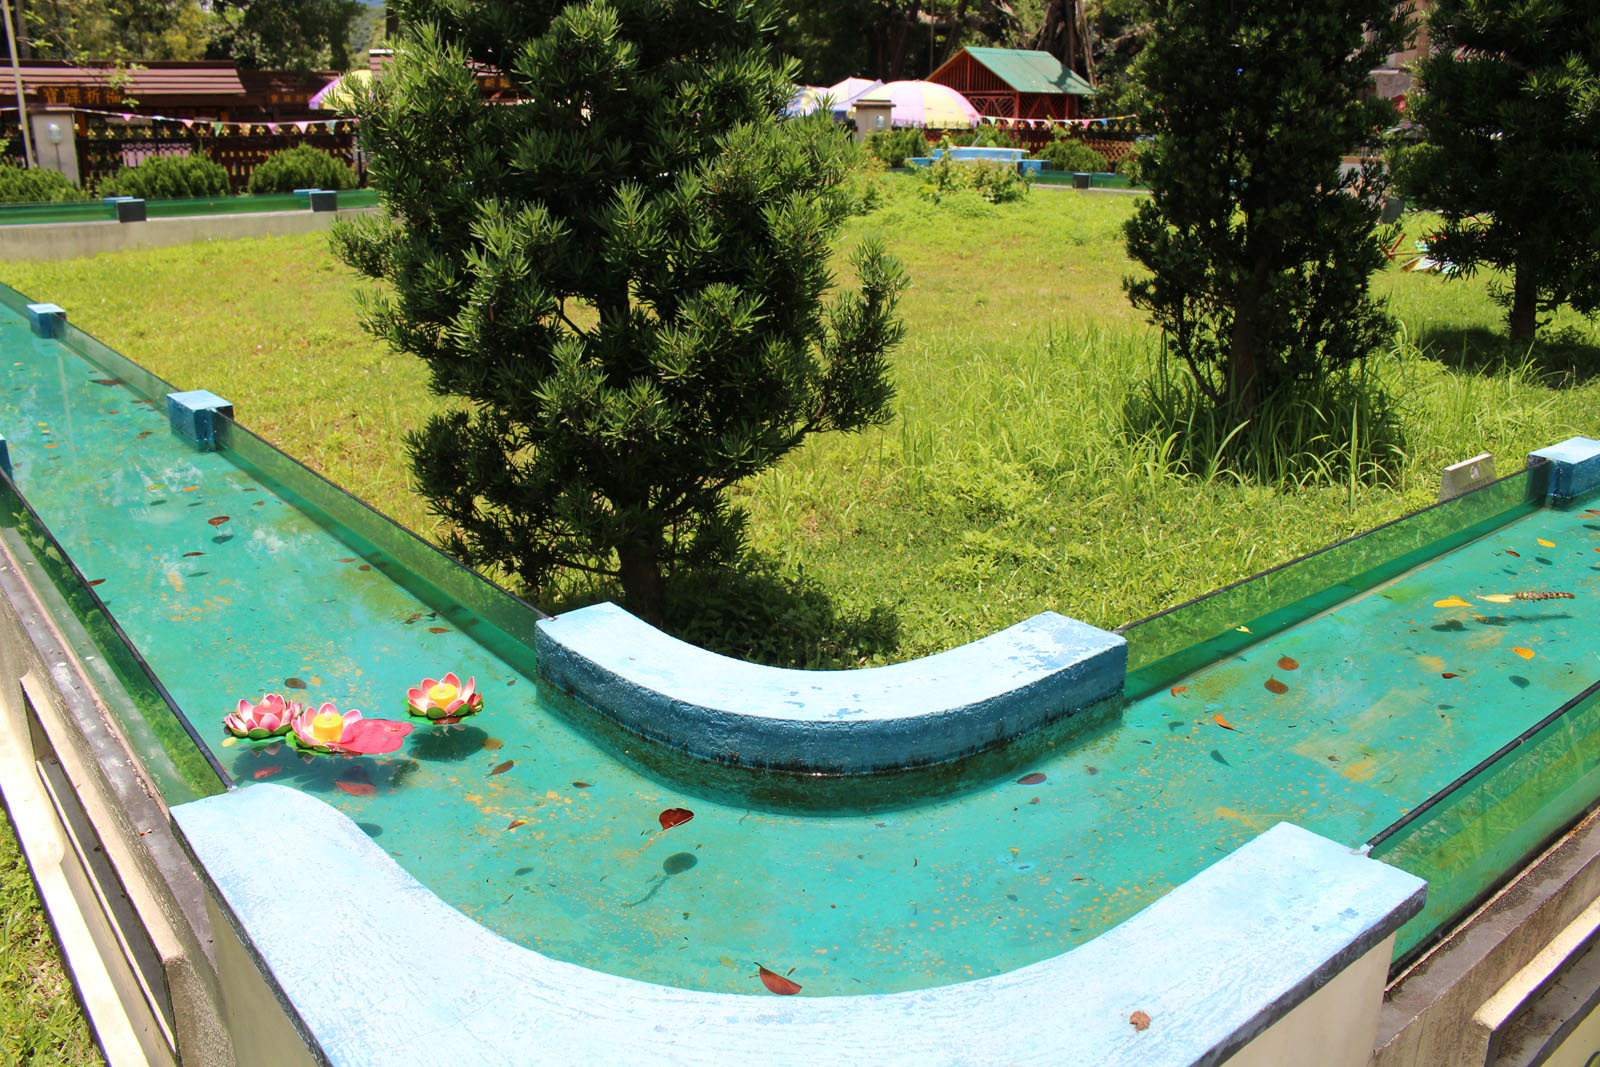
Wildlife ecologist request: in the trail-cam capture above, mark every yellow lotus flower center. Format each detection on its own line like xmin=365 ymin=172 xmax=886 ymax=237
xmin=310 ymin=709 xmax=344 ymax=742
xmin=427 ymin=682 xmax=459 ymax=705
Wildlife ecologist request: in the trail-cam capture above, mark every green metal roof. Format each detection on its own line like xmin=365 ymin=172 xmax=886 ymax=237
xmin=961 ymin=47 xmax=1096 ymax=95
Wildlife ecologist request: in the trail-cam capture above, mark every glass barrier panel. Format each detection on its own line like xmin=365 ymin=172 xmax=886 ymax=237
xmin=216 ymin=416 xmax=550 ymax=672
xmin=144 ymin=193 xmax=306 ymax=218
xmin=1368 ymin=680 xmax=1600 ymax=964
xmin=0 ymin=200 xmax=118 ymax=226
xmin=0 ymin=471 xmax=227 ymax=802
xmin=1119 ymin=464 xmax=1550 ymax=697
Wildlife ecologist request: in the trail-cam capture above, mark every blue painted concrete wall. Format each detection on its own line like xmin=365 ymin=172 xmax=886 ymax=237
xmin=535 ymin=603 xmax=1127 ymax=772
xmin=173 ymin=785 xmax=1425 ymax=1067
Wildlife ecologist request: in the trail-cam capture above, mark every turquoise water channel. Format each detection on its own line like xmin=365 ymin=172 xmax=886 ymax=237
xmin=4 ymin=299 xmax=1600 ymax=996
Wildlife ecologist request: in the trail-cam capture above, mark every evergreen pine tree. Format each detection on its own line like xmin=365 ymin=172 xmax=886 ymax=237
xmin=1123 ymin=1 xmax=1408 ymax=418
xmin=334 ymin=0 xmax=905 ymax=624
xmin=1396 ymin=0 xmax=1600 ymax=340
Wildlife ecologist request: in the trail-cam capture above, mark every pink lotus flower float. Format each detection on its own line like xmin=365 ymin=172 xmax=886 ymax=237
xmin=289 ymin=702 xmax=414 ymax=756
xmin=405 ymin=672 xmax=483 ymax=723
xmin=223 ymin=693 xmax=301 ymax=740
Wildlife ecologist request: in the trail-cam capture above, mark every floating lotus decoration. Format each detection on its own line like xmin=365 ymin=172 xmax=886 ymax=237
xmin=224 ymin=693 xmax=301 ymax=740
xmin=290 ymin=702 xmax=413 ymax=756
xmin=406 ymin=672 xmax=483 ymax=722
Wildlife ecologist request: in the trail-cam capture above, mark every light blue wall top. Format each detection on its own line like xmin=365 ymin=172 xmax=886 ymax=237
xmin=535 ymin=603 xmax=1127 ymax=772
xmin=173 ymin=784 xmax=1424 ymax=1067
xmin=1529 ymin=437 xmax=1600 ymax=500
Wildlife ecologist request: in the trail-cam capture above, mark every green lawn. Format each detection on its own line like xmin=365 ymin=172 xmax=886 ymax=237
xmin=1 ymin=809 xmax=104 ymax=1066
xmin=1 ymin=172 xmax=1599 ymax=1057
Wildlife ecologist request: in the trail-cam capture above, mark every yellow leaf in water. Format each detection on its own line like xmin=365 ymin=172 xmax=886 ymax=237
xmin=1235 ymin=625 xmax=1251 ymax=633
xmin=1538 ymin=539 xmax=1555 ymax=548
xmin=1434 ymin=596 xmax=1472 ymax=608
xmin=1478 ymin=594 xmax=1515 ymax=604
xmin=1513 ymin=647 xmax=1535 ymax=660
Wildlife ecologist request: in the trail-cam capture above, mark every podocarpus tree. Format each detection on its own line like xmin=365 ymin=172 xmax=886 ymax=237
xmin=333 ymin=0 xmax=905 ymax=625
xmin=1123 ymin=1 xmax=1409 ymax=419
xmin=1395 ymin=0 xmax=1600 ymax=341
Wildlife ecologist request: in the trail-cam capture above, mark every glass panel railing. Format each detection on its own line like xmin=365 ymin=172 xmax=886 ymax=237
xmin=216 ymin=416 xmax=550 ymax=666
xmin=0 ymin=188 xmax=378 ymax=227
xmin=1118 ymin=463 xmax=1551 ymax=697
xmin=0 ymin=469 xmax=227 ymax=802
xmin=1367 ymin=679 xmax=1600 ymax=965
xmin=0 ymin=200 xmax=118 ymax=226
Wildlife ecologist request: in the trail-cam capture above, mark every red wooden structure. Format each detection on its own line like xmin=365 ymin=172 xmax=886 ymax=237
xmin=927 ymin=47 xmax=1094 ymax=124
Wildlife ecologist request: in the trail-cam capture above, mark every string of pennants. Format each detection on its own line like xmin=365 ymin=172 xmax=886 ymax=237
xmin=977 ymin=113 xmax=1137 ymax=129
xmin=0 ymin=103 xmax=354 ymax=135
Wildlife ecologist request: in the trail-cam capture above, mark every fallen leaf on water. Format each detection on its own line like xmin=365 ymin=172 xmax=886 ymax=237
xmin=253 ymin=766 xmax=282 ymax=780
xmin=757 ymin=965 xmax=802 ymax=996
xmin=1264 ymin=678 xmax=1288 ymax=695
xmin=89 ymin=377 xmax=122 ymax=386
xmin=1505 ymin=550 xmax=1520 ymax=557
xmin=207 ymin=515 xmax=229 ymax=526
xmin=336 ymin=557 xmax=356 ymax=563
xmin=1538 ymin=538 xmax=1555 ymax=548
xmin=1130 ymin=1011 xmax=1152 ymax=1032
xmin=335 ymin=780 xmax=376 ymax=797
xmin=428 ymin=626 xmax=450 ymax=634
xmin=488 ymin=760 xmax=515 ymax=775
xmin=482 ymin=737 xmax=504 ymax=751
xmin=572 ymin=781 xmax=591 ymax=789
xmin=181 ymin=486 xmax=197 ymax=493
xmin=1169 ymin=686 xmax=1188 ymax=696
xmin=1277 ymin=655 xmax=1299 ymax=671
xmin=182 ymin=551 xmax=204 ymax=557
xmin=1478 ymin=594 xmax=1515 ymax=604
xmin=1512 ymin=647 xmax=1535 ymax=660
xmin=1017 ymin=772 xmax=1046 ymax=785
xmin=1235 ymin=625 xmax=1251 ymax=633
xmin=507 ymin=819 xmax=527 ymax=830
xmin=659 ymin=807 xmax=694 ymax=830
xmin=1434 ymin=595 xmax=1471 ymax=608
xmin=1213 ymin=713 xmax=1237 ymax=730
xmin=1441 ymin=672 xmax=1460 ymax=679
xmin=284 ymin=677 xmax=307 ymax=689
xmin=358 ymin=564 xmax=372 ymax=571
xmin=87 ymin=578 xmax=105 ymax=586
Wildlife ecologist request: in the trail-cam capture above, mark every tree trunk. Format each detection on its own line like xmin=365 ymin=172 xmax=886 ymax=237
xmin=1508 ymin=262 xmax=1538 ymax=341
xmin=1227 ymin=256 xmax=1271 ymax=420
xmin=617 ymin=542 xmax=667 ymax=628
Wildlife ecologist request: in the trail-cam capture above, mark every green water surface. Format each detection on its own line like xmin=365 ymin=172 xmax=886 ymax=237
xmin=4 ymin=302 xmax=1600 ymax=995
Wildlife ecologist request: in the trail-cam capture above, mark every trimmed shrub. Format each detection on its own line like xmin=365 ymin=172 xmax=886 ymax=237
xmin=1041 ymin=136 xmax=1110 ymax=174
xmin=247 ymin=144 xmax=358 ymax=194
xmin=0 ymin=164 xmax=88 ymax=203
xmin=98 ymin=153 xmax=229 ymax=199
xmin=866 ymin=127 xmax=929 ymax=168
xmin=918 ymin=140 xmax=1030 ymax=204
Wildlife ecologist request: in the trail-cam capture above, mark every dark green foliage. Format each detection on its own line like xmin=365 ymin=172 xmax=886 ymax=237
xmin=98 ymin=153 xmax=229 ymax=199
xmin=1124 ymin=0 xmax=1407 ymax=419
xmin=206 ymin=0 xmax=363 ymax=71
xmin=247 ymin=144 xmax=357 ymax=194
xmin=1040 ymin=135 xmax=1108 ymax=174
xmin=0 ymin=165 xmax=87 ymax=203
xmin=334 ymin=0 xmax=907 ymax=624
xmin=1395 ymin=0 xmax=1600 ymax=341
xmin=867 ymin=127 xmax=930 ymax=168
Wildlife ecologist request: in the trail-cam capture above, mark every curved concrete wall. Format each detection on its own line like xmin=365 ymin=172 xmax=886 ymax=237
xmin=534 ymin=603 xmax=1128 ymax=772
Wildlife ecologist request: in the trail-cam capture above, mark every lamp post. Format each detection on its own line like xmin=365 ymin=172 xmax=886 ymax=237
xmin=0 ymin=0 xmax=33 ymax=167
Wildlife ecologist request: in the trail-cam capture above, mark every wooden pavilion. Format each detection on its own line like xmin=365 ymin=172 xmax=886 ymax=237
xmin=927 ymin=47 xmax=1094 ymax=123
